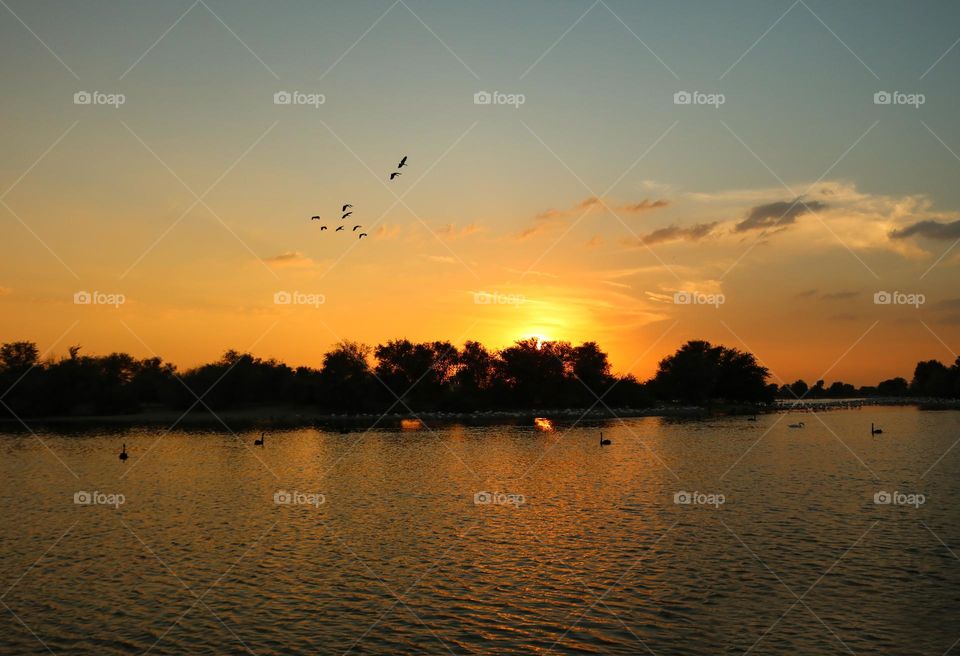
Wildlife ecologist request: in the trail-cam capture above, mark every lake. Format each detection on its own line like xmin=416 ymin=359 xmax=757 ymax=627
xmin=1 ymin=406 xmax=958 ymax=655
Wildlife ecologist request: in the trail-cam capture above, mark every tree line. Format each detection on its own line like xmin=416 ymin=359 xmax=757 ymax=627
xmin=0 ymin=338 xmax=956 ymax=418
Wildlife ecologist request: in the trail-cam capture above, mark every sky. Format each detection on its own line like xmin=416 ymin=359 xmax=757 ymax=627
xmin=1 ymin=0 xmax=959 ymax=386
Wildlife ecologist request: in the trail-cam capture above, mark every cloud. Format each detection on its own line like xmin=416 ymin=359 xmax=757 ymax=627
xmin=437 ymin=223 xmax=481 ymax=240
xmin=263 ymin=251 xmax=315 ymax=269
xmin=634 ymin=221 xmax=718 ymax=246
xmin=820 ymin=291 xmax=858 ymax=301
xmin=622 ymin=199 xmax=669 ymax=213
xmin=534 ymin=196 xmax=668 ymax=223
xmin=735 ymin=199 xmax=828 ymax=232
xmin=375 ymin=224 xmax=401 ymax=239
xmin=889 ymin=219 xmax=960 ymax=241
xmin=795 ymin=289 xmax=858 ymax=301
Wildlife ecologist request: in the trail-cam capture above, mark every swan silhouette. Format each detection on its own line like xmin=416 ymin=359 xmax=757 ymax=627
xmin=254 ymin=433 xmax=264 ymax=446
xmin=119 ymin=444 xmax=128 ymax=461
xmin=600 ymin=432 xmax=611 ymax=446
xmin=358 ymin=233 xmax=367 ymax=239
xmin=871 ymin=423 xmax=883 ymax=435
xmin=342 ymin=211 xmax=352 ymax=219
xmin=342 ymin=204 xmax=352 ymax=212
xmin=310 ymin=216 xmax=320 ymax=221
xmin=390 ymin=172 xmax=402 ymax=180
xmin=398 ymin=156 xmax=408 ymax=168
xmin=788 ymin=421 xmax=805 ymax=429
xmin=747 ymin=415 xmax=757 ymax=422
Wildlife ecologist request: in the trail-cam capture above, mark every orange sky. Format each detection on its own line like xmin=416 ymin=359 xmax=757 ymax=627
xmin=2 ymin=2 xmax=959 ymax=385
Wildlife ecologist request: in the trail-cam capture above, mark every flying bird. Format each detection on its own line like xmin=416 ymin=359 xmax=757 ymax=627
xmin=311 ymin=216 xmax=321 ymax=221
xmin=398 ymin=156 xmax=408 ymax=168
xmin=353 ymin=225 xmax=362 ymax=231
xmin=342 ymin=204 xmax=352 ymax=212
xmin=336 ymin=226 xmax=344 ymax=231
xmin=342 ymin=211 xmax=352 ymax=219
xmin=390 ymin=172 xmax=402 ymax=180
xmin=320 ymin=226 xmax=327 ymax=231
xmin=358 ymin=233 xmax=367 ymax=239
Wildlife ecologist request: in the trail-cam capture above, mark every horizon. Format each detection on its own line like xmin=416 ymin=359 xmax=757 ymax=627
xmin=3 ymin=1 xmax=960 ymax=387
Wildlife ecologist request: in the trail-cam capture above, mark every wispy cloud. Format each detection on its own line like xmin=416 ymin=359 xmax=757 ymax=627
xmin=630 ymin=221 xmax=718 ymax=246
xmin=264 ymin=251 xmax=315 ymax=269
xmin=889 ymin=219 xmax=960 ymax=241
xmin=735 ymin=199 xmax=828 ymax=232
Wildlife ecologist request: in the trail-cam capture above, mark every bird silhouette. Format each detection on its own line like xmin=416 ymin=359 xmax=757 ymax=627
xmin=788 ymin=421 xmax=805 ymax=428
xmin=871 ymin=423 xmax=883 ymax=435
xmin=254 ymin=432 xmax=264 ymax=446
xmin=358 ymin=233 xmax=367 ymax=239
xmin=342 ymin=211 xmax=352 ymax=219
xmin=398 ymin=156 xmax=408 ymax=168
xmin=320 ymin=226 xmax=327 ymax=231
xmin=311 ymin=216 xmax=321 ymax=221
xmin=390 ymin=172 xmax=402 ymax=180
xmin=119 ymin=444 xmax=128 ymax=461
xmin=336 ymin=226 xmax=344 ymax=232
xmin=600 ymin=432 xmax=611 ymax=446
xmin=353 ymin=225 xmax=362 ymax=231
xmin=342 ymin=204 xmax=352 ymax=212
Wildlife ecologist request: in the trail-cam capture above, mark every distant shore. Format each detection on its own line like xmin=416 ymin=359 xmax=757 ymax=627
xmin=1 ymin=398 xmax=958 ymax=430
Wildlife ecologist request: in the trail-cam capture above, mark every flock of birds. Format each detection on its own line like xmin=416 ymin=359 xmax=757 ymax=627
xmin=784 ymin=419 xmax=884 ymax=435
xmin=116 ymin=418 xmax=889 ymax=461
xmin=309 ymin=155 xmax=409 ymax=239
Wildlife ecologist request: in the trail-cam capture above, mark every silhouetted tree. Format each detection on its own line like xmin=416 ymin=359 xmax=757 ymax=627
xmin=320 ymin=341 xmax=373 ymax=412
xmin=877 ymin=377 xmax=909 ymax=396
xmin=651 ymin=340 xmax=771 ymax=404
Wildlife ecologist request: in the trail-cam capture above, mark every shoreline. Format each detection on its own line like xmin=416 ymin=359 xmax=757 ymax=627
xmin=1 ymin=398 xmax=958 ymax=430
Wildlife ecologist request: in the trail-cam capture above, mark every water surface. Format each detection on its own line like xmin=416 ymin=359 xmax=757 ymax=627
xmin=2 ymin=407 xmax=958 ymax=655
